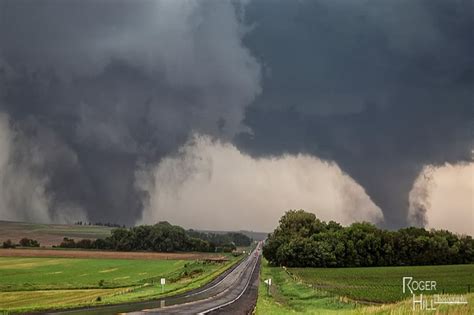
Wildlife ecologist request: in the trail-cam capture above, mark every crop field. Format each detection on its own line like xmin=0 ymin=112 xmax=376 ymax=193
xmin=256 ymin=260 xmax=474 ymax=315
xmin=0 ymin=220 xmax=113 ymax=246
xmin=0 ymin=248 xmax=224 ymax=260
xmin=0 ymin=255 xmax=238 ymax=313
xmin=290 ymin=264 xmax=474 ymax=303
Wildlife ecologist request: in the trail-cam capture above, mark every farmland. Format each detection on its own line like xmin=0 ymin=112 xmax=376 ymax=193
xmin=0 ymin=255 xmax=239 ymax=313
xmin=291 ymin=264 xmax=474 ymax=303
xmin=0 ymin=220 xmax=112 ymax=246
xmin=256 ymin=259 xmax=474 ymax=314
xmin=0 ymin=248 xmax=223 ymax=260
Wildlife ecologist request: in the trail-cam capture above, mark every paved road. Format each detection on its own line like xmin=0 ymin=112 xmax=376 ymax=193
xmin=129 ymin=248 xmax=260 ymax=314
xmin=206 ymin=254 xmax=260 ymax=315
xmin=47 ymin=247 xmax=261 ymax=315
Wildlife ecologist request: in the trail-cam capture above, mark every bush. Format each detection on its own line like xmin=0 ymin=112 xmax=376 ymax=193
xmin=75 ymin=239 xmax=93 ymax=249
xmin=59 ymin=237 xmax=76 ymax=248
xmin=19 ymin=238 xmax=40 ymax=247
xmin=2 ymin=239 xmax=15 ymax=249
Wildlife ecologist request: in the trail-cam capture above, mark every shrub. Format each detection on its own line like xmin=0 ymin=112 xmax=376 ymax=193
xmin=2 ymin=239 xmax=15 ymax=249
xmin=59 ymin=237 xmax=76 ymax=248
xmin=19 ymin=238 xmax=40 ymax=247
xmin=75 ymin=239 xmax=93 ymax=249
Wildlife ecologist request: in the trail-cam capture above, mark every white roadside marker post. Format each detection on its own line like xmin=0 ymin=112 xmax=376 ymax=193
xmin=264 ymin=278 xmax=272 ymax=296
xmin=160 ymin=278 xmax=166 ymax=293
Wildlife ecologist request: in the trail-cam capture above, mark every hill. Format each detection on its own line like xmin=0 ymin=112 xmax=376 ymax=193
xmin=0 ymin=220 xmax=113 ymax=246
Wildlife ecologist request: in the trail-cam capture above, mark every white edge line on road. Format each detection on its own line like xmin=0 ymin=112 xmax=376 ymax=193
xmin=140 ymin=253 xmax=255 ymax=313
xmin=197 ymin=253 xmax=259 ymax=315
xmin=187 ymin=255 xmax=250 ymax=297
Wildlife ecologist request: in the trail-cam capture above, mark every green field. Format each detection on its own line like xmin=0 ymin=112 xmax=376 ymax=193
xmin=256 ymin=259 xmax=474 ymax=314
xmin=291 ymin=264 xmax=474 ymax=303
xmin=0 ymin=256 xmax=238 ymax=313
xmin=256 ymin=259 xmax=356 ymax=315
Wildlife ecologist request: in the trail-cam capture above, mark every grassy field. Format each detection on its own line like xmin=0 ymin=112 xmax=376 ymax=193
xmin=256 ymin=259 xmax=474 ymax=314
xmin=0 ymin=220 xmax=113 ymax=246
xmin=291 ymin=264 xmax=474 ymax=303
xmin=0 ymin=255 xmax=239 ymax=313
xmin=256 ymin=259 xmax=356 ymax=314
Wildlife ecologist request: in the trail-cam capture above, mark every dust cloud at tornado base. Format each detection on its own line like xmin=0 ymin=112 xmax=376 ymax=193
xmin=0 ymin=0 xmax=472 ymax=232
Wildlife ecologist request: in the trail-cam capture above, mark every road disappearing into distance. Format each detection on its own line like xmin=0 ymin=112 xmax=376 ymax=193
xmin=51 ymin=243 xmax=262 ymax=315
xmin=131 ymin=244 xmax=261 ymax=314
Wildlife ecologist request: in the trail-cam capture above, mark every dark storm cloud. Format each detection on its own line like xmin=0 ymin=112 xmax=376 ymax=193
xmin=0 ymin=0 xmax=260 ymax=224
xmin=0 ymin=0 xmax=472 ymax=228
xmin=236 ymin=0 xmax=473 ymax=228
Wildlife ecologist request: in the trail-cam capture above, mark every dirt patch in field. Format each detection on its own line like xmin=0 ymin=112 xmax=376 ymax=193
xmin=0 ymin=248 xmax=226 ymax=261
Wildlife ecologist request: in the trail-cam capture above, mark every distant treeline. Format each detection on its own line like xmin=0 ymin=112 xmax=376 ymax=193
xmin=74 ymin=221 xmax=125 ymax=228
xmin=58 ymin=221 xmax=252 ymax=253
xmin=2 ymin=238 xmax=40 ymax=248
xmin=187 ymin=230 xmax=252 ymax=247
xmin=264 ymin=210 xmax=474 ymax=267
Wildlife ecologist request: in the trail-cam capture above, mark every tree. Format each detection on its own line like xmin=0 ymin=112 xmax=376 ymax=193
xmin=19 ymin=238 xmax=40 ymax=247
xmin=61 ymin=221 xmax=217 ymax=253
xmin=2 ymin=239 xmax=15 ymax=249
xmin=75 ymin=239 xmax=93 ymax=249
xmin=263 ymin=209 xmax=474 ymax=267
xmin=59 ymin=237 xmax=76 ymax=248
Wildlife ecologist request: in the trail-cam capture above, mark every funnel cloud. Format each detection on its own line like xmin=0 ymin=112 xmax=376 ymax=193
xmin=0 ymin=0 xmax=472 ymax=231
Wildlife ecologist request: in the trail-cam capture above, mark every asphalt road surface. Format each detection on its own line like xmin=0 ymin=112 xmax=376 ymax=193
xmin=46 ymin=247 xmax=261 ymax=315
xmin=129 ymin=248 xmax=261 ymax=314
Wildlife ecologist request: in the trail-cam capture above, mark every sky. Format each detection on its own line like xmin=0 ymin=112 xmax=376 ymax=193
xmin=0 ymin=0 xmax=472 ymax=234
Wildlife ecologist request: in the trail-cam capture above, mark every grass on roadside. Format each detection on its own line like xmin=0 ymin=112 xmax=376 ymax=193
xmin=0 ymin=255 xmax=242 ymax=313
xmin=256 ymin=259 xmax=474 ymax=315
xmin=256 ymin=259 xmax=355 ymax=314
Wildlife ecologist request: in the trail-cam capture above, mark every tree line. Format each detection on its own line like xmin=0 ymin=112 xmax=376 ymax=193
xmin=187 ymin=230 xmax=252 ymax=247
xmin=58 ymin=221 xmax=252 ymax=253
xmin=2 ymin=238 xmax=40 ymax=248
xmin=74 ymin=221 xmax=125 ymax=228
xmin=263 ymin=210 xmax=474 ymax=267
